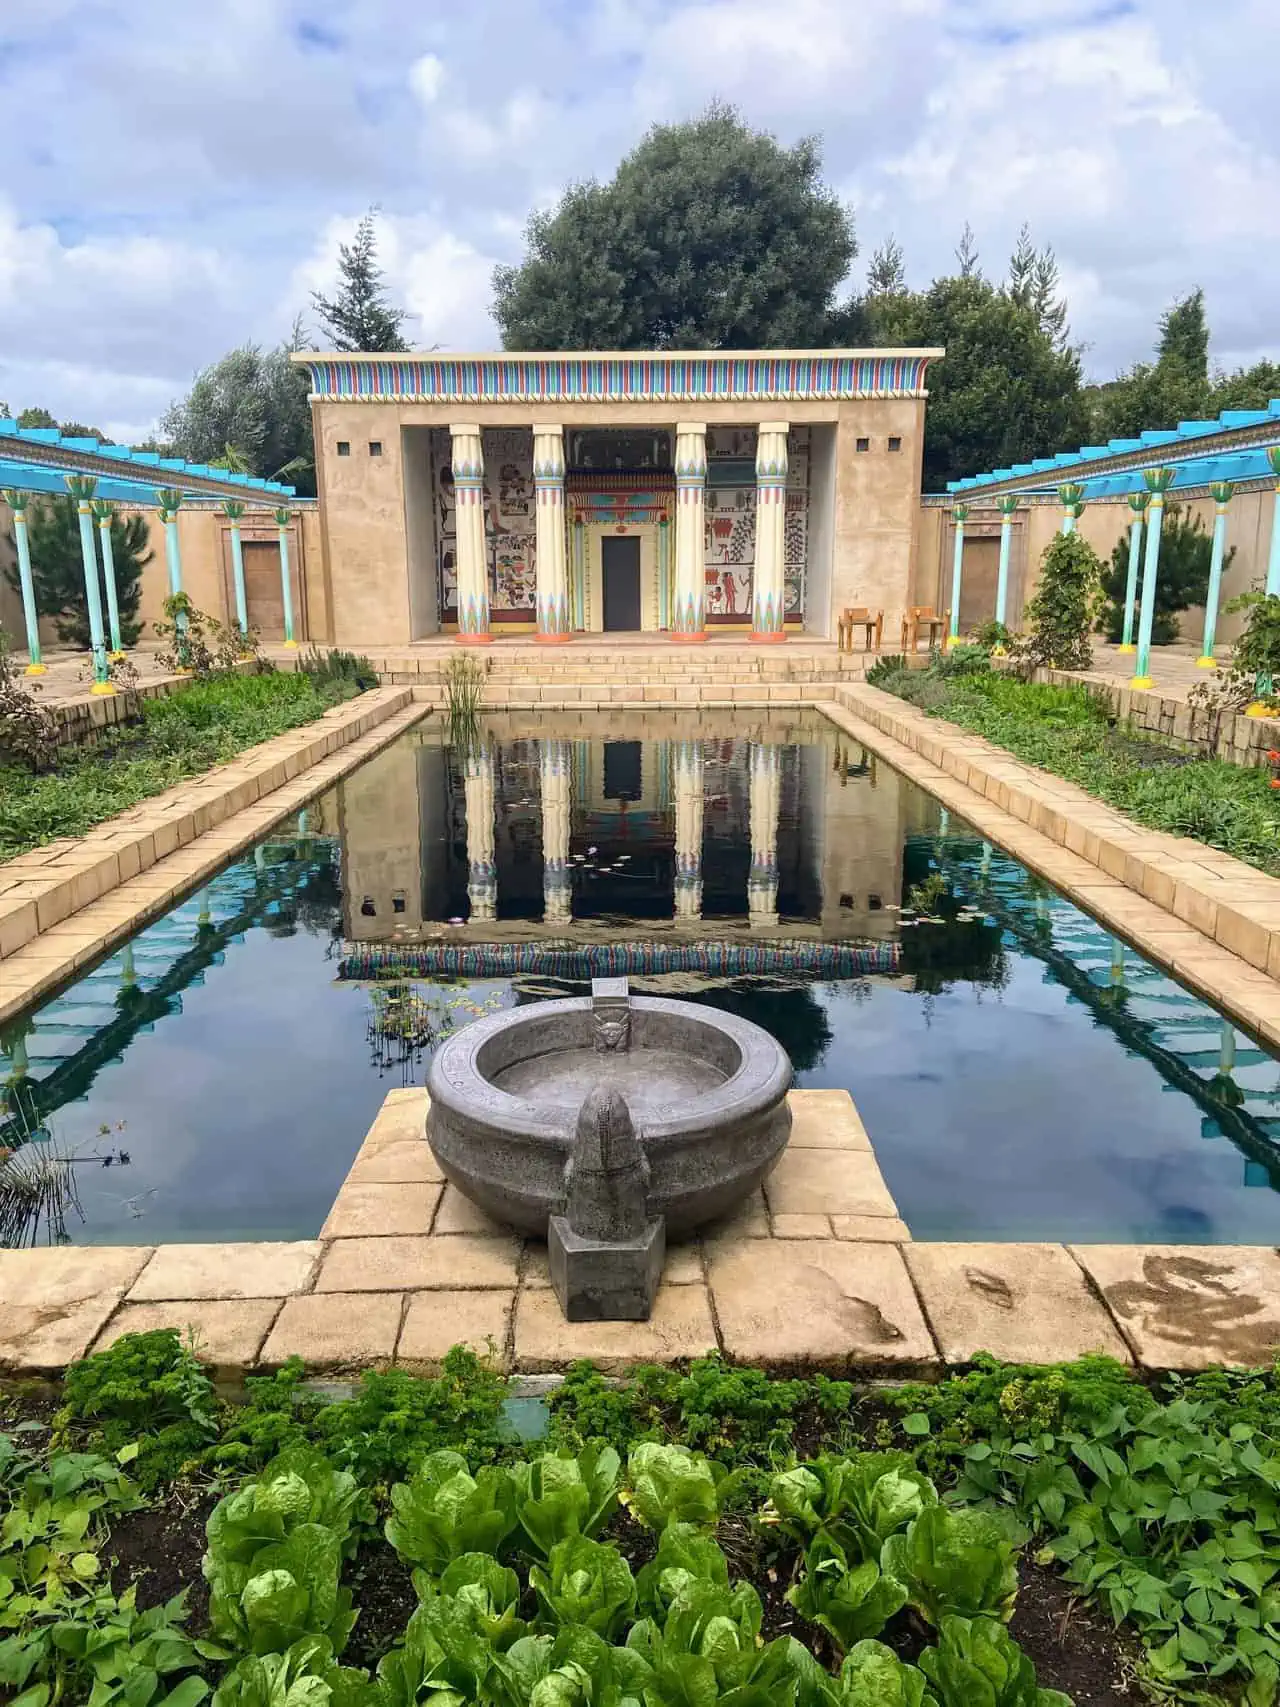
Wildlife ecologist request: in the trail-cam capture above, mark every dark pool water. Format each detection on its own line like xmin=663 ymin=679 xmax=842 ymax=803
xmin=3 ymin=709 xmax=1278 ymax=1248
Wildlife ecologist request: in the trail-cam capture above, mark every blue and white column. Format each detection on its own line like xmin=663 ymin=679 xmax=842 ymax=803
xmin=751 ymin=421 xmax=788 ymax=642
xmin=465 ymin=741 xmax=497 ymax=920
xmin=1133 ymin=467 xmax=1175 ymax=689
xmin=4 ymin=490 xmax=44 ymax=674
xmin=748 ymin=742 xmax=781 ymax=929
xmin=450 ymin=425 xmax=491 ymax=643
xmin=1118 ymin=492 xmax=1148 ymax=654
xmin=541 ymin=739 xmax=572 ymax=924
xmin=1198 ymin=482 xmax=1234 ymax=668
xmin=1058 ymin=482 xmax=1085 ymax=535
xmin=673 ymin=423 xmax=708 ymax=641
xmin=994 ymin=495 xmax=1017 ymax=640
xmin=90 ymin=499 xmax=124 ymax=658
xmin=66 ymin=475 xmax=112 ymax=694
xmin=223 ymin=499 xmax=250 ymax=641
xmin=948 ymin=505 xmax=968 ymax=643
xmin=533 ymin=425 xmax=570 ymax=641
xmin=1267 ymin=447 xmax=1280 ymax=598
xmin=274 ymin=507 xmax=297 ymax=647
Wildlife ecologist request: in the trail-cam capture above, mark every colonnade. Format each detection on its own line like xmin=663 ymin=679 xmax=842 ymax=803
xmin=449 ymin=420 xmax=790 ymax=643
xmin=3 ymin=478 xmax=298 ymax=691
xmin=456 ymin=737 xmax=783 ymax=926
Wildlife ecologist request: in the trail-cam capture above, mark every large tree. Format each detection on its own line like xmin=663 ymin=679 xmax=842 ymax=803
xmin=1086 ymin=290 xmax=1212 ymax=440
xmin=161 ymin=322 xmax=315 ymax=496
xmin=311 ymin=210 xmax=409 ymax=352
xmin=5 ymin=496 xmax=150 ymax=647
xmin=492 ymin=104 xmax=858 ymax=350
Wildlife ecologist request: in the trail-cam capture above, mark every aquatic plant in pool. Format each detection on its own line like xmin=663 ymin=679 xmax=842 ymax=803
xmin=3 ymin=708 xmax=1279 ymax=1248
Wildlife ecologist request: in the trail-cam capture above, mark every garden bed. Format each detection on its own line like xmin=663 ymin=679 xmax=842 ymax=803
xmin=869 ymin=650 xmax=1280 ymax=876
xmin=0 ymin=654 xmax=376 ymax=861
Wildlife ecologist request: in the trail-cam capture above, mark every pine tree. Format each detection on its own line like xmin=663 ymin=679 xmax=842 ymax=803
xmin=1099 ymin=502 xmax=1224 ymax=644
xmin=311 ymin=210 xmax=409 ymax=352
xmin=866 ymin=235 xmax=906 ymax=297
xmin=954 ymin=222 xmax=980 ymax=278
xmin=1007 ymin=223 xmax=1036 ymax=303
xmin=5 ymin=495 xmax=151 ymax=648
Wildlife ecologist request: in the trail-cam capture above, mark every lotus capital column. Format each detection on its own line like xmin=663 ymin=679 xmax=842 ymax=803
xmin=541 ymin=739 xmax=572 ymax=923
xmin=672 ymin=422 xmax=708 ymax=641
xmin=464 ymin=742 xmax=497 ymax=920
xmin=748 ymin=743 xmax=781 ymax=930
xmin=532 ymin=425 xmax=570 ymax=641
xmin=451 ymin=424 xmax=491 ymax=644
xmin=673 ymin=740 xmax=704 ymax=921
xmin=751 ymin=421 xmax=788 ymax=642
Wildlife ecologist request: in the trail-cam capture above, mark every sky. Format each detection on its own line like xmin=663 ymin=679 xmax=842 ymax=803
xmin=0 ymin=0 xmax=1276 ymax=445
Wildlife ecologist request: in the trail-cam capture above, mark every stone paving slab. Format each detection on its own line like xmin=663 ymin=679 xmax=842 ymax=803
xmin=399 ymin=1290 xmax=516 ymax=1370
xmin=262 ymin=1292 xmax=405 ymax=1368
xmin=315 ymin=1233 xmax=521 ymax=1292
xmin=787 ymin=1088 xmax=872 ymax=1150
xmin=904 ymin=1243 xmax=1130 ymax=1365
xmin=128 ymin=1241 xmax=323 ymax=1301
xmin=1070 ymin=1245 xmax=1280 ymax=1370
xmin=345 ymin=1142 xmax=444 ymax=1185
xmin=321 ymin=1182 xmax=442 ymax=1239
xmin=1 ymin=1297 xmax=126 ymax=1371
xmin=764 ymin=1147 xmax=898 ymax=1218
xmin=432 ymin=1185 xmax=510 ymax=1236
xmin=513 ymin=1282 xmax=718 ymax=1373
xmin=94 ymin=1299 xmax=283 ymax=1367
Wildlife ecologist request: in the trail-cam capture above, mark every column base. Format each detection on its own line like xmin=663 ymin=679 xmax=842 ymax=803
xmin=534 ymin=631 xmax=573 ymax=644
xmin=90 ymin=680 xmax=116 ymax=697
xmin=1245 ymin=702 xmax=1275 ymax=719
xmin=1131 ymin=676 xmax=1155 ymax=690
xmin=670 ymin=631 xmax=708 ymax=644
xmin=749 ymin=629 xmax=786 ymax=644
xmin=455 ymin=632 xmax=494 ymax=646
xmin=282 ymin=638 xmax=300 ymax=650
xmin=1195 ymin=655 xmax=1218 ymax=669
xmin=1116 ymin=643 xmax=1137 ymax=654
xmin=109 ymin=651 xmax=127 ymax=663
xmin=23 ymin=663 xmax=47 ymax=676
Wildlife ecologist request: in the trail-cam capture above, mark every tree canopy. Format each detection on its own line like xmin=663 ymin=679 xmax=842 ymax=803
xmin=311 ymin=210 xmax=409 ymax=353
xmin=492 ymin=104 xmax=859 ymax=350
xmin=5 ymin=496 xmax=150 ymax=647
xmin=161 ymin=322 xmax=315 ymax=496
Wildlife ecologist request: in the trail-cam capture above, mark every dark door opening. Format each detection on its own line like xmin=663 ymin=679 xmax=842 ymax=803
xmin=603 ymin=741 xmax=642 ymax=801
xmin=601 ymin=535 xmax=642 ymax=631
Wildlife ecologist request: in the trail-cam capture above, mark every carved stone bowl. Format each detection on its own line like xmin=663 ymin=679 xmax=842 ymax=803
xmin=425 ymin=991 xmax=792 ymax=1237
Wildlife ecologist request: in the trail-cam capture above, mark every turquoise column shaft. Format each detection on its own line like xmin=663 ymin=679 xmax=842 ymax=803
xmin=1121 ymin=516 xmax=1143 ymax=648
xmin=1201 ymin=506 xmax=1230 ymax=661
xmin=1134 ymin=496 xmax=1166 ymax=683
xmin=163 ymin=517 xmax=182 ymax=596
xmin=97 ymin=520 xmax=123 ymax=655
xmin=1267 ymin=486 xmax=1280 ymax=597
xmin=1061 ymin=514 xmax=1076 ymax=535
xmin=76 ymin=504 xmax=110 ymax=686
xmin=995 ymin=518 xmax=1012 ymax=627
xmin=278 ymin=527 xmax=296 ymax=643
xmin=949 ymin=522 xmax=964 ymax=639
xmin=12 ymin=512 xmax=42 ymax=669
xmin=229 ymin=523 xmax=248 ymax=633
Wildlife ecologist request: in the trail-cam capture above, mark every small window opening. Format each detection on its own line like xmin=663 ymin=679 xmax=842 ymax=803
xmin=360 ymin=895 xmax=376 ymax=917
xmin=369 ymin=440 xmax=383 ymax=456
xmin=856 ymin=436 xmax=870 ymax=452
xmin=337 ymin=440 xmax=351 ymax=456
xmin=887 ymin=436 xmax=902 ymax=453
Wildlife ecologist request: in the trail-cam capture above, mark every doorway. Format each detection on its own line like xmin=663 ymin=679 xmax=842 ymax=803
xmin=601 ymin=536 xmax=641 ymax=631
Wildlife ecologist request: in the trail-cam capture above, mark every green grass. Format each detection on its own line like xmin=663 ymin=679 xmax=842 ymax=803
xmin=870 ymin=659 xmax=1280 ymax=876
xmin=0 ymin=669 xmax=368 ymax=861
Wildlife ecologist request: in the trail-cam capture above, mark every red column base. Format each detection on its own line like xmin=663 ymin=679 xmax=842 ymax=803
xmin=454 ymin=632 xmax=493 ymax=645
xmin=749 ymin=630 xmax=787 ymax=644
xmin=670 ymin=631 xmax=708 ymax=644
xmin=534 ymin=631 xmax=573 ymax=643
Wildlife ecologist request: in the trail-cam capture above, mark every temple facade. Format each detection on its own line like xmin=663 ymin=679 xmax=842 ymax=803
xmin=296 ymin=349 xmax=941 ymax=645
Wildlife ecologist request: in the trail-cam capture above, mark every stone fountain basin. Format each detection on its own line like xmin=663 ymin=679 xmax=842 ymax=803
xmin=425 ymin=995 xmax=791 ymax=1236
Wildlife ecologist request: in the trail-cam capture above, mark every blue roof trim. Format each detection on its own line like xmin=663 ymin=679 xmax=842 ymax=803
xmin=0 ymin=417 xmax=295 ymax=497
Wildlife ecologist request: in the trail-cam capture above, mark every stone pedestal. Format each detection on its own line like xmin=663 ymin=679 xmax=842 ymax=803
xmin=548 ymin=1214 xmax=665 ymax=1321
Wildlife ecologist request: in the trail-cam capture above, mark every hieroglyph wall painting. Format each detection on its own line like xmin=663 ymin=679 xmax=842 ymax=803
xmin=432 ymin=427 xmax=537 ymax=620
xmin=703 ymin=427 xmax=809 ymax=623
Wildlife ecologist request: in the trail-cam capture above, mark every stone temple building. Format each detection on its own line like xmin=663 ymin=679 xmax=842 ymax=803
xmin=295 ymin=348 xmax=941 ymax=646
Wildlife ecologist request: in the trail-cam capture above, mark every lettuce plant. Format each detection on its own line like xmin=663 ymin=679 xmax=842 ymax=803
xmin=385 ymin=1451 xmax=517 ymax=1574
xmin=428 ymin=1553 xmax=525 ymax=1651
xmin=489 ymin=1626 xmax=650 ymax=1707
xmin=206 ymin=1449 xmax=364 ymax=1567
xmin=785 ymin=1533 xmax=908 ymax=1653
xmin=626 ymin=1579 xmax=794 ymax=1707
xmin=881 ymin=1508 xmax=1018 ymax=1627
xmin=511 ymin=1447 xmax=621 ymax=1562
xmin=207 ymin=1526 xmax=356 ymax=1658
xmin=765 ymin=1455 xmax=936 ymax=1561
xmin=530 ymin=1537 xmax=637 ymax=1640
xmin=635 ymin=1523 xmax=730 ymax=1621
xmin=917 ymin=1616 xmax=1072 ymax=1706
xmin=833 ymin=1641 xmax=935 ymax=1707
xmin=375 ymin=1588 xmax=499 ymax=1707
xmin=211 ymin=1636 xmax=375 ymax=1707
xmin=621 ymin=1445 xmax=722 ymax=1533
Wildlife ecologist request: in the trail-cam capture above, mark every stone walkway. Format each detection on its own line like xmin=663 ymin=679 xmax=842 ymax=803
xmin=4 ymin=1087 xmax=1280 ymax=1378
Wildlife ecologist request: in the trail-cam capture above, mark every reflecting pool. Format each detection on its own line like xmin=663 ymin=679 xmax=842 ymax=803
xmin=3 ymin=708 xmax=1278 ymax=1248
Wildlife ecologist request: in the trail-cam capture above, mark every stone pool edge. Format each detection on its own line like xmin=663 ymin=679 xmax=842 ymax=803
xmin=0 ymin=690 xmax=422 ymax=1026
xmin=4 ymin=1087 xmax=1279 ymax=1381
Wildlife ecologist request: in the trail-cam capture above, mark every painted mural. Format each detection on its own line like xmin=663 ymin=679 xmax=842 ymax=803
xmin=432 ymin=424 xmax=809 ymax=626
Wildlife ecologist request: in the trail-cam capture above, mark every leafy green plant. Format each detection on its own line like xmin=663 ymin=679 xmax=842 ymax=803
xmin=621 ymin=1444 xmax=723 ymax=1533
xmin=1014 ymin=530 xmax=1104 ymax=671
xmin=530 ymin=1536 xmax=637 ymax=1639
xmin=0 ymin=630 xmax=60 ymax=775
xmin=511 ymin=1446 xmax=621 ymax=1561
xmin=881 ymin=1507 xmax=1018 ymax=1627
xmin=625 ymin=1579 xmax=792 ymax=1707
xmin=206 ymin=1524 xmax=356 ymax=1659
xmin=489 ymin=1624 xmax=650 ymax=1707
xmin=832 ymin=1641 xmax=933 ymax=1707
xmin=764 ymin=1454 xmax=936 ymax=1561
xmin=385 ymin=1450 xmax=518 ymax=1573
xmin=429 ymin=1554 xmax=525 ymax=1651
xmin=916 ymin=1616 xmax=1071 ymax=1707
xmin=634 ymin=1524 xmax=730 ymax=1622
xmin=298 ymin=649 xmax=378 ymax=694
xmin=56 ymin=1330 xmax=218 ymax=1491
xmin=375 ymin=1585 xmax=503 ymax=1707
xmin=211 ymin=1636 xmax=373 ymax=1707
xmin=784 ymin=1533 xmax=908 ymax=1652
xmin=206 ymin=1448 xmax=365 ymax=1566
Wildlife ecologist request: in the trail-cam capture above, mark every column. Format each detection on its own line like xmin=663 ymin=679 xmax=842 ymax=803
xmin=748 ymin=742 xmax=781 ymax=929
xmin=1118 ymin=493 xmax=1148 ymax=653
xmin=156 ymin=488 xmax=184 ymax=598
xmin=90 ymin=500 xmax=124 ymax=658
xmin=994 ymin=496 xmax=1017 ymax=638
xmin=1198 ymin=482 xmax=1234 ymax=668
xmin=3 ymin=490 xmax=44 ymax=674
xmin=66 ymin=474 xmax=112 ymax=694
xmin=274 ymin=507 xmax=298 ymax=647
xmin=450 ymin=425 xmax=491 ymax=643
xmin=672 ymin=422 xmax=708 ymax=641
xmin=541 ymin=738 xmax=572 ymax=924
xmin=1058 ymin=482 xmax=1085 ymax=535
xmin=533 ymin=426 xmax=569 ymax=642
xmin=657 ymin=513 xmax=672 ymax=630
xmin=223 ymin=500 xmax=249 ymax=640
xmin=1133 ymin=467 xmax=1175 ymax=689
xmin=1267 ymin=447 xmax=1280 ymax=597
xmin=947 ymin=505 xmax=968 ymax=643
xmin=673 ymin=740 xmax=704 ymax=921
xmin=464 ymin=741 xmax=496 ymax=921
xmin=751 ymin=421 xmax=788 ymax=642
xmin=571 ymin=516 xmax=586 ymax=630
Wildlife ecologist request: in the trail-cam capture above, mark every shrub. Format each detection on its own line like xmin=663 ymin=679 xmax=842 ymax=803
xmin=1017 ymin=531 xmax=1104 ymax=671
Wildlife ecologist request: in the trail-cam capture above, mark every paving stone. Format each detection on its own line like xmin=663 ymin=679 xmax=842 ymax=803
xmin=771 ymin=1214 xmax=834 ymax=1238
xmin=831 ymin=1216 xmax=912 ymax=1243
xmin=316 ymin=1234 xmax=519 ymax=1292
xmin=708 ymin=1240 xmax=936 ymax=1369
xmin=345 ymin=1142 xmax=444 ymax=1185
xmin=0 ymin=1245 xmax=153 ymax=1307
xmin=432 ymin=1186 xmax=509 ymax=1235
xmin=514 ymin=1283 xmax=717 ymax=1373
xmin=321 ymin=1182 xmax=441 ymax=1238
xmin=261 ymin=1292 xmax=404 ymax=1368
xmin=398 ymin=1290 xmax=515 ymax=1370
xmin=905 ymin=1243 xmax=1129 ymax=1365
xmin=94 ymin=1299 xmax=281 ymax=1367
xmin=0 ymin=1296 xmax=125 ymax=1370
xmin=787 ymin=1089 xmax=871 ymax=1150
xmin=361 ymin=1092 xmax=430 ymax=1149
xmin=764 ymin=1149 xmax=898 ymax=1217
xmin=129 ymin=1242 xmax=323 ymax=1301
xmin=1070 ymin=1245 xmax=1280 ymax=1369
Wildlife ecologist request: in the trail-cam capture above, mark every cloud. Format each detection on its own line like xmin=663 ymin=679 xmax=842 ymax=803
xmin=0 ymin=0 xmax=1275 ymax=440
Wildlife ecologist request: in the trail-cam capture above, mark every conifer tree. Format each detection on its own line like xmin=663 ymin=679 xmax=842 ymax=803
xmin=311 ymin=210 xmax=409 ymax=352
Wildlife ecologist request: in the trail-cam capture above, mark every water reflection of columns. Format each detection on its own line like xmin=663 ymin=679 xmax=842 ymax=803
xmin=464 ymin=743 xmax=497 ymax=921
xmin=748 ymin=743 xmax=781 ymax=929
xmin=674 ymin=741 xmax=704 ymax=921
xmin=541 ymin=739 xmax=572 ymax=924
